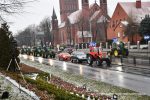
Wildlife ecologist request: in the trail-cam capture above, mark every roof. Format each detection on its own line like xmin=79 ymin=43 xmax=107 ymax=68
xmin=52 ymin=8 xmax=57 ymax=19
xmin=119 ymin=2 xmax=150 ymax=22
xmin=68 ymin=10 xmax=82 ymax=24
xmin=90 ymin=10 xmax=101 ymax=21
xmin=77 ymin=31 xmax=92 ymax=38
xmin=89 ymin=3 xmax=95 ymax=8
xmin=59 ymin=22 xmax=65 ymax=28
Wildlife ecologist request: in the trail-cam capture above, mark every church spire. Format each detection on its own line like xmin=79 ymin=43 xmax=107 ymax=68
xmin=95 ymin=0 xmax=97 ymax=4
xmin=52 ymin=7 xmax=57 ymax=20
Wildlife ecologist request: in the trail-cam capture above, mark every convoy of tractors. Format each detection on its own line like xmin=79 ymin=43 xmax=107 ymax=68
xmin=20 ymin=41 xmax=128 ymax=67
xmin=20 ymin=46 xmax=55 ymax=58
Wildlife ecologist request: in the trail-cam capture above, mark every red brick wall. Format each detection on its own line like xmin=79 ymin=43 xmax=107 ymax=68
xmin=107 ymin=3 xmax=128 ymax=42
xmin=59 ymin=0 xmax=79 ymax=22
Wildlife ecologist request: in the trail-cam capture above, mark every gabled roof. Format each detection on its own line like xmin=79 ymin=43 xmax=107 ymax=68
xmin=52 ymin=8 xmax=57 ymax=19
xmin=68 ymin=10 xmax=82 ymax=24
xmin=89 ymin=3 xmax=99 ymax=9
xmin=97 ymin=15 xmax=109 ymax=23
xmin=90 ymin=10 xmax=101 ymax=21
xmin=119 ymin=2 xmax=150 ymax=22
xmin=59 ymin=22 xmax=65 ymax=28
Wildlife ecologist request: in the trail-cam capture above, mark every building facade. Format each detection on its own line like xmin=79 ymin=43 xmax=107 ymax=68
xmin=51 ymin=0 xmax=109 ymax=46
xmin=59 ymin=0 xmax=79 ymax=22
xmin=107 ymin=0 xmax=150 ymax=43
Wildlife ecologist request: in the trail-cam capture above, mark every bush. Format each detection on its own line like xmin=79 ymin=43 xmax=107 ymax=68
xmin=26 ymin=78 xmax=85 ymax=100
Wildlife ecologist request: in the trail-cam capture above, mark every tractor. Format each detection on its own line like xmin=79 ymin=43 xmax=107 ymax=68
xmin=110 ymin=41 xmax=128 ymax=57
xmin=42 ymin=47 xmax=56 ymax=58
xmin=87 ymin=45 xmax=111 ymax=66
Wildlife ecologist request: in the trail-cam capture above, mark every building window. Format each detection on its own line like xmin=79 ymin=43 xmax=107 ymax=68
xmin=116 ymin=20 xmax=118 ymax=24
xmin=118 ymin=12 xmax=119 ymax=15
xmin=112 ymin=21 xmax=115 ymax=27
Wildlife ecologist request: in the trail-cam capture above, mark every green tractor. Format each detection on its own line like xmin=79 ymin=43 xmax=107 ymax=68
xmin=42 ymin=47 xmax=56 ymax=58
xmin=110 ymin=41 xmax=129 ymax=57
xmin=33 ymin=47 xmax=43 ymax=57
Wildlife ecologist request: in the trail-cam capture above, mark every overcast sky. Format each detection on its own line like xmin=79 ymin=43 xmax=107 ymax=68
xmin=6 ymin=0 xmax=149 ymax=35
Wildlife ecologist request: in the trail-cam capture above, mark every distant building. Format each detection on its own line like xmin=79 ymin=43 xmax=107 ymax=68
xmin=107 ymin=0 xmax=150 ymax=43
xmin=51 ymin=0 xmax=110 ymax=46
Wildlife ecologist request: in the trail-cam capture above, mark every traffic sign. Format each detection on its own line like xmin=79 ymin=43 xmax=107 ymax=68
xmin=112 ymin=38 xmax=118 ymax=43
xmin=144 ymin=35 xmax=150 ymax=40
xmin=89 ymin=42 xmax=96 ymax=47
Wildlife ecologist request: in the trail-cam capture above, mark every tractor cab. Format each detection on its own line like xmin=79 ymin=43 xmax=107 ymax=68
xmin=89 ymin=46 xmax=103 ymax=58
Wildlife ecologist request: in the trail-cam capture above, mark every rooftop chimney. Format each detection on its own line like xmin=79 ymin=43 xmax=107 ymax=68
xmin=136 ymin=0 xmax=141 ymax=8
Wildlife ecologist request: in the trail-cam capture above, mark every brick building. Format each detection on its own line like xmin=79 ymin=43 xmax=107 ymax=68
xmin=59 ymin=0 xmax=79 ymax=22
xmin=51 ymin=8 xmax=59 ymax=46
xmin=51 ymin=0 xmax=110 ymax=46
xmin=107 ymin=0 xmax=150 ymax=43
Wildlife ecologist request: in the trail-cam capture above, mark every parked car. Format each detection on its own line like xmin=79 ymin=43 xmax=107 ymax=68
xmin=64 ymin=48 xmax=73 ymax=54
xmin=71 ymin=51 xmax=87 ymax=63
xmin=58 ymin=52 xmax=71 ymax=61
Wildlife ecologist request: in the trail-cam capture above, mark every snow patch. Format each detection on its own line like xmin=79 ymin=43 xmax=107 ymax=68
xmin=4 ymin=76 xmax=40 ymax=100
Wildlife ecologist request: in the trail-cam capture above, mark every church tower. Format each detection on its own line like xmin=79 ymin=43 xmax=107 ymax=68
xmin=100 ymin=0 xmax=108 ymax=15
xmin=51 ymin=8 xmax=59 ymax=46
xmin=51 ymin=8 xmax=58 ymax=30
xmin=59 ymin=0 xmax=79 ymax=22
xmin=82 ymin=0 xmax=89 ymax=10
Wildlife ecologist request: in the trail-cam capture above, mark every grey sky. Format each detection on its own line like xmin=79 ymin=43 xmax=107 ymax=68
xmin=7 ymin=0 xmax=150 ymax=35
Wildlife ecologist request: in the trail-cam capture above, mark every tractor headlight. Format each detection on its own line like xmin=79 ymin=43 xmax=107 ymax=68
xmin=107 ymin=52 xmax=110 ymax=56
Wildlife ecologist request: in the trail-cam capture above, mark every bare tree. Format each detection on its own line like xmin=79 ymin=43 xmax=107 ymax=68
xmin=16 ymin=24 xmax=36 ymax=46
xmin=77 ymin=15 xmax=90 ymax=43
xmin=0 ymin=0 xmax=36 ymax=21
xmin=122 ymin=12 xmax=139 ymax=44
xmin=39 ymin=17 xmax=51 ymax=45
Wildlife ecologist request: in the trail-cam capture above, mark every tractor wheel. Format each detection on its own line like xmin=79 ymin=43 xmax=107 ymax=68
xmin=76 ymin=59 xmax=82 ymax=63
xmin=106 ymin=59 xmax=111 ymax=67
xmin=71 ymin=58 xmax=74 ymax=63
xmin=122 ymin=49 xmax=129 ymax=57
xmin=87 ymin=55 xmax=93 ymax=66
xmin=96 ymin=58 xmax=102 ymax=66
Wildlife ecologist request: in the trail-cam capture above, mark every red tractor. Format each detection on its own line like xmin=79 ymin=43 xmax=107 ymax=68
xmin=87 ymin=46 xmax=111 ymax=66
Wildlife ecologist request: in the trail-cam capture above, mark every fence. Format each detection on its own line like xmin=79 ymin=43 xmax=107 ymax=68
xmin=112 ymin=56 xmax=150 ymax=69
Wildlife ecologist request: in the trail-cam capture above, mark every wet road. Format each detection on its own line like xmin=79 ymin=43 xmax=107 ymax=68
xmin=22 ymin=55 xmax=150 ymax=96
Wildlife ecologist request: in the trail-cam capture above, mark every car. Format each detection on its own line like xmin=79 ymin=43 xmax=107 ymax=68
xmin=58 ymin=52 xmax=71 ymax=61
xmin=64 ymin=48 xmax=73 ymax=54
xmin=71 ymin=51 xmax=87 ymax=63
